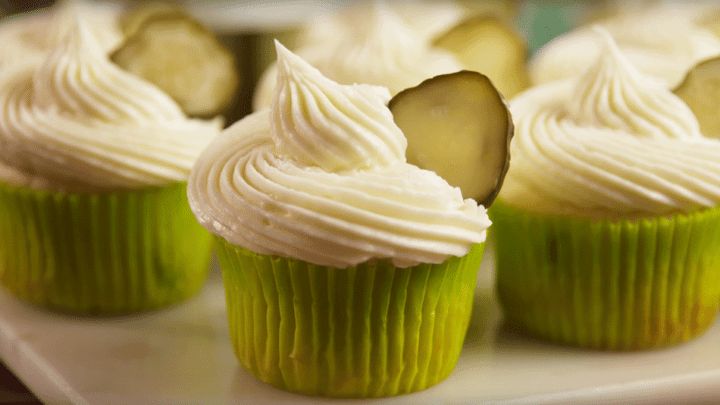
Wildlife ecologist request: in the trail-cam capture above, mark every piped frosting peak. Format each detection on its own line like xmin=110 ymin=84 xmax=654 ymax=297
xmin=502 ymin=31 xmax=720 ymax=217
xmin=271 ymin=41 xmax=406 ymax=172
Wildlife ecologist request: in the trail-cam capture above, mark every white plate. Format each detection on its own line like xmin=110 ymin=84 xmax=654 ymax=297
xmin=0 ymin=251 xmax=719 ymax=404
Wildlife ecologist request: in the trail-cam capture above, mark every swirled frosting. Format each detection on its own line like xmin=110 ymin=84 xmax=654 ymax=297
xmin=0 ymin=18 xmax=220 ymax=192
xmin=0 ymin=1 xmax=122 ymax=72
xmin=190 ymin=43 xmax=490 ymax=268
xmin=252 ymin=3 xmax=462 ymax=110
xmin=531 ymin=5 xmax=720 ymax=88
xmin=501 ymin=31 xmax=720 ymax=218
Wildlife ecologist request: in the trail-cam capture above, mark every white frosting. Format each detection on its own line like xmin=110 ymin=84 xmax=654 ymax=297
xmin=252 ymin=3 xmax=462 ymax=110
xmin=531 ymin=5 xmax=720 ymax=88
xmin=0 ymin=18 xmax=220 ymax=192
xmin=270 ymin=44 xmax=406 ymax=171
xmin=502 ymin=31 xmax=720 ymax=218
xmin=190 ymin=43 xmax=490 ymax=268
xmin=0 ymin=1 xmax=122 ymax=72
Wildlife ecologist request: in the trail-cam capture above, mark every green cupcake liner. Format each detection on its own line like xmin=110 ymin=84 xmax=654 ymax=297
xmin=0 ymin=181 xmax=212 ymax=315
xmin=491 ymin=203 xmax=720 ymax=350
xmin=215 ymin=238 xmax=485 ymax=398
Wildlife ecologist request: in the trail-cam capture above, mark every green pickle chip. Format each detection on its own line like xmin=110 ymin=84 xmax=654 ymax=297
xmin=433 ymin=15 xmax=529 ymax=98
xmin=389 ymin=71 xmax=514 ymax=207
xmin=112 ymin=8 xmax=239 ymax=118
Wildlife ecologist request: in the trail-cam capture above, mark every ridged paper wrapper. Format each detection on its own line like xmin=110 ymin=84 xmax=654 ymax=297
xmin=492 ymin=203 xmax=720 ymax=350
xmin=0 ymin=181 xmax=212 ymax=315
xmin=215 ymin=238 xmax=485 ymax=397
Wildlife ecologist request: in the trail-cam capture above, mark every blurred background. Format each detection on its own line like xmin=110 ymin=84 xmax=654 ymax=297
xmin=0 ymin=0 xmax=628 ymax=122
xmin=0 ymin=0 xmax=623 ymax=50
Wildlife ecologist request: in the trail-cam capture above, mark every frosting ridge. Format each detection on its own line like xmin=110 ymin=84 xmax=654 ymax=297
xmin=568 ymin=29 xmax=702 ymax=140
xmin=271 ymin=42 xmax=405 ymax=172
xmin=0 ymin=1 xmax=122 ymax=72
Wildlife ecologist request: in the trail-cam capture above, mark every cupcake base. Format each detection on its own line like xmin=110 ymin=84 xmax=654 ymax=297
xmin=491 ymin=203 xmax=720 ymax=350
xmin=215 ymin=237 xmax=485 ymax=398
xmin=0 ymin=181 xmax=212 ymax=315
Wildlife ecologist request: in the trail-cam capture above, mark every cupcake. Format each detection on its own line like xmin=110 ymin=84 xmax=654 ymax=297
xmin=531 ymin=4 xmax=720 ymax=88
xmin=188 ymin=43 xmax=491 ymax=397
xmin=253 ymin=2 xmax=527 ymax=110
xmin=0 ymin=18 xmax=220 ymax=314
xmin=493 ymin=30 xmax=720 ymax=350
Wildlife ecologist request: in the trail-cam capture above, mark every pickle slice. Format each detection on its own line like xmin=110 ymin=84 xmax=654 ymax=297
xmin=389 ymin=71 xmax=514 ymax=207
xmin=112 ymin=12 xmax=239 ymax=118
xmin=433 ymin=15 xmax=528 ymax=98
xmin=674 ymin=56 xmax=720 ymax=138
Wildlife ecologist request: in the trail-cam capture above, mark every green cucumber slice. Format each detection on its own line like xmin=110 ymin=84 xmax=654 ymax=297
xmin=112 ymin=11 xmax=239 ymax=118
xmin=389 ymin=70 xmax=514 ymax=207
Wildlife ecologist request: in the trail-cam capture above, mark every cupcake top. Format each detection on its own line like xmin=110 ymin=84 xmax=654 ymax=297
xmin=531 ymin=5 xmax=720 ymax=88
xmin=189 ymin=43 xmax=490 ymax=268
xmin=252 ymin=4 xmax=462 ymax=109
xmin=0 ymin=18 xmax=220 ymax=192
xmin=501 ymin=30 xmax=720 ymax=218
xmin=0 ymin=1 xmax=122 ymax=72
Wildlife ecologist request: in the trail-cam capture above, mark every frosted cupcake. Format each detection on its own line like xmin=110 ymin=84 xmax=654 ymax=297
xmin=493 ymin=31 xmax=720 ymax=350
xmin=0 ymin=18 xmax=220 ymax=314
xmin=189 ymin=43 xmax=490 ymax=397
xmin=531 ymin=4 xmax=720 ymax=88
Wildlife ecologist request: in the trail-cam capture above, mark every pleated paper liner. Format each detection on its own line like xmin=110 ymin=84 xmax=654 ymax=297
xmin=0 ymin=181 xmax=213 ymax=315
xmin=491 ymin=202 xmax=720 ymax=350
xmin=215 ymin=238 xmax=485 ymax=398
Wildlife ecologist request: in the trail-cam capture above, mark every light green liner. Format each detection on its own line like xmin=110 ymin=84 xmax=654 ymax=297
xmin=491 ymin=203 xmax=720 ymax=350
xmin=215 ymin=237 xmax=485 ymax=398
xmin=0 ymin=181 xmax=212 ymax=315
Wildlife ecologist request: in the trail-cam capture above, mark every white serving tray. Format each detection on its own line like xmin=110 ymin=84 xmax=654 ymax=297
xmin=0 ymin=250 xmax=719 ymax=405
